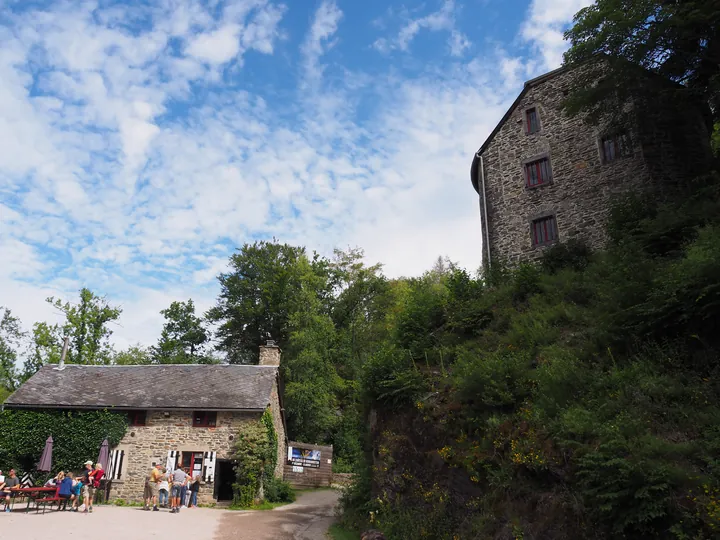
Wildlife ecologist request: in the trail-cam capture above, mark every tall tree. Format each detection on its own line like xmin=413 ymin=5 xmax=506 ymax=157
xmin=113 ymin=345 xmax=153 ymax=365
xmin=47 ymin=288 xmax=121 ymax=365
xmin=22 ymin=321 xmax=62 ymax=381
xmin=564 ymin=0 xmax=720 ymax=127
xmin=0 ymin=307 xmax=25 ymax=393
xmin=207 ymin=240 xmax=329 ymax=364
xmin=153 ymin=300 xmax=210 ymax=364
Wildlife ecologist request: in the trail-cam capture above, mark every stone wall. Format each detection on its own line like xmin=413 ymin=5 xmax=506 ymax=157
xmin=478 ymin=67 xmax=712 ymax=266
xmin=110 ymin=409 xmax=259 ymax=505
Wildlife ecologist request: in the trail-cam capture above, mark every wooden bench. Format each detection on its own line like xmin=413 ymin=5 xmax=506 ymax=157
xmin=35 ymin=487 xmax=67 ymax=514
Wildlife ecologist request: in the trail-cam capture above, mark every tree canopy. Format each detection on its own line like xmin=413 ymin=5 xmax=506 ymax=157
xmin=564 ymin=0 xmax=720 ymax=130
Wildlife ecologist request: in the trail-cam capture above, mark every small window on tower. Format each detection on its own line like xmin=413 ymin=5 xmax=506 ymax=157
xmin=524 ymin=157 xmax=552 ymax=188
xmin=531 ymin=215 xmax=558 ymax=247
xmin=525 ymin=107 xmax=540 ymax=134
xmin=601 ymin=133 xmax=631 ymax=163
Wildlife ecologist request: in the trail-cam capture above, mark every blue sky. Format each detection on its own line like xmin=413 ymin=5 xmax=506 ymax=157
xmin=0 ymin=0 xmax=592 ymax=348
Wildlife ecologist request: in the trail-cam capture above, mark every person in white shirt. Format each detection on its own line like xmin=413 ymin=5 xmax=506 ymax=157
xmin=158 ymin=468 xmax=169 ymax=508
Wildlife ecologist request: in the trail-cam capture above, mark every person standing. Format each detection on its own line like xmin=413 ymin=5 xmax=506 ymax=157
xmin=170 ymin=465 xmax=187 ymax=514
xmin=158 ymin=468 xmax=169 ymax=508
xmin=90 ymin=463 xmax=104 ymax=507
xmin=188 ymin=475 xmax=201 ymax=508
xmin=80 ymin=460 xmax=94 ymax=513
xmin=149 ymin=463 xmax=162 ymax=511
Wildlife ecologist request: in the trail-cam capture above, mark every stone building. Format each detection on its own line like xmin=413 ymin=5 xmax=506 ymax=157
xmin=4 ymin=343 xmax=287 ymax=505
xmin=470 ymin=63 xmax=712 ymax=266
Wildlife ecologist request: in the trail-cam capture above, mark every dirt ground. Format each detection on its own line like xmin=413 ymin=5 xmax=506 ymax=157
xmin=0 ymin=489 xmax=341 ymax=540
xmin=216 ymin=489 xmax=341 ymax=540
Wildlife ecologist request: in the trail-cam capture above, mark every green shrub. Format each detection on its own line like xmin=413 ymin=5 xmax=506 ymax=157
xmin=362 ymin=346 xmax=427 ymax=407
xmin=264 ymin=477 xmax=296 ymax=503
xmin=540 ymin=239 xmax=592 ymax=274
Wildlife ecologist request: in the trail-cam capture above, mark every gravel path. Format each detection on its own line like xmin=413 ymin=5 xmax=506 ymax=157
xmin=216 ymin=489 xmax=341 ymax=540
xmin=0 ymin=489 xmax=341 ymax=540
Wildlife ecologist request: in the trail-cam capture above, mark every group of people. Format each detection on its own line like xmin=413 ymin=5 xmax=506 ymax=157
xmin=0 ymin=461 xmax=104 ymax=513
xmin=144 ymin=463 xmax=201 ymax=513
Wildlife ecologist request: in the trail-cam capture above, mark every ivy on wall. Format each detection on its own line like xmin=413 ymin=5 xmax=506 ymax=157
xmin=232 ymin=409 xmax=279 ymax=507
xmin=0 ymin=409 xmax=127 ymax=480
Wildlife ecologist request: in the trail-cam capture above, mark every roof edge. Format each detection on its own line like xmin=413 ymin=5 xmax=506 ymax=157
xmin=2 ymin=403 xmax=266 ymax=412
xmin=470 ymin=64 xmax=574 ymax=193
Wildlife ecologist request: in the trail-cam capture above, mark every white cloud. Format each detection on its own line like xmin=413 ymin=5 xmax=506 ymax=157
xmin=521 ymin=0 xmax=594 ymax=69
xmin=373 ymin=0 xmax=470 ymax=57
xmin=187 ymin=24 xmax=242 ymax=64
xmin=302 ymin=0 xmax=343 ymax=82
xmin=0 ymin=0 xmax=585 ymax=353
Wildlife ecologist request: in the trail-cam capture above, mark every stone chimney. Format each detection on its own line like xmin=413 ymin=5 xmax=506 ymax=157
xmin=259 ymin=340 xmax=281 ymax=366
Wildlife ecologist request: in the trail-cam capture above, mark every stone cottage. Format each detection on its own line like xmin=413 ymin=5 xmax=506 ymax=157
xmin=3 ymin=343 xmax=287 ymax=505
xmin=470 ymin=63 xmax=712 ymax=266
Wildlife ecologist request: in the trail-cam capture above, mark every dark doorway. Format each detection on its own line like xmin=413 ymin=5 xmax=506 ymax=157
xmin=215 ymin=460 xmax=235 ymax=502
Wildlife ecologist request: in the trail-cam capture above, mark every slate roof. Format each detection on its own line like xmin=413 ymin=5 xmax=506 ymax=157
xmin=4 ymin=364 xmax=278 ymax=411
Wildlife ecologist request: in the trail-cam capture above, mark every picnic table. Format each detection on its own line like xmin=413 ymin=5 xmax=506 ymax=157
xmin=6 ymin=487 xmax=57 ymax=513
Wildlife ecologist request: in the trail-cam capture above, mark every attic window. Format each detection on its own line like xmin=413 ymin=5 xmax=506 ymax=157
xmin=525 ymin=107 xmax=540 ymax=134
xmin=128 ymin=410 xmax=147 ymax=426
xmin=193 ymin=411 xmax=217 ymax=427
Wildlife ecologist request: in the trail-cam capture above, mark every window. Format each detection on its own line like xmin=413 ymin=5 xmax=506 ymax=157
xmin=531 ymin=215 xmax=558 ymax=247
xmin=192 ymin=411 xmax=217 ymax=427
xmin=601 ymin=133 xmax=631 ymax=163
xmin=128 ymin=410 xmax=147 ymax=426
xmin=181 ymin=451 xmax=205 ymax=479
xmin=525 ymin=107 xmax=540 ymax=134
xmin=524 ymin=157 xmax=552 ymax=187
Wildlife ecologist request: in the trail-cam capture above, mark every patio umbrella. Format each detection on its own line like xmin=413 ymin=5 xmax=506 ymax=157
xmin=37 ymin=436 xmax=53 ymax=472
xmin=97 ymin=438 xmax=110 ymax=470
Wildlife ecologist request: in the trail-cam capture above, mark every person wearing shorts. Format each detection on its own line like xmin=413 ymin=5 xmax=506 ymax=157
xmin=148 ymin=463 xmax=161 ymax=511
xmin=80 ymin=461 xmax=95 ymax=513
xmin=170 ymin=466 xmax=187 ymax=514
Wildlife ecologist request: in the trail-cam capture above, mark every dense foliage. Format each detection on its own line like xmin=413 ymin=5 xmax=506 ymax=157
xmin=564 ymin=0 xmax=720 ymax=128
xmin=335 ymin=175 xmax=720 ymax=539
xmin=231 ymin=409 xmax=280 ymax=507
xmin=0 ymin=409 xmax=127 ymax=480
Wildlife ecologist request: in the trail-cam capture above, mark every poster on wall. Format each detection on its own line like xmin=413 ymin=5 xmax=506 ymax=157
xmin=287 ymin=446 xmax=321 ymax=468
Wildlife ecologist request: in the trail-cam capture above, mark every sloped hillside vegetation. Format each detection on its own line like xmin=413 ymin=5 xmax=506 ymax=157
xmin=339 ymin=176 xmax=720 ymax=539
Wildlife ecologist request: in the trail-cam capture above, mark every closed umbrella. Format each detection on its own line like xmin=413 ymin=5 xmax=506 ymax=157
xmin=37 ymin=436 xmax=53 ymax=472
xmin=97 ymin=439 xmax=110 ymax=470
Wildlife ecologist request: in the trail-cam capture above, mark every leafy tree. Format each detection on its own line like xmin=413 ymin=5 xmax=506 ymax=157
xmin=47 ymin=288 xmax=122 ymax=365
xmin=564 ymin=0 xmax=720 ymax=127
xmin=152 ymin=300 xmax=210 ymax=364
xmin=22 ymin=321 xmax=62 ymax=382
xmin=113 ymin=345 xmax=153 ymax=365
xmin=0 ymin=307 xmax=24 ymax=392
xmin=208 ymin=240 xmax=328 ymax=364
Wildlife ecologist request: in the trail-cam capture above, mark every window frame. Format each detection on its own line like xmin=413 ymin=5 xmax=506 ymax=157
xmin=128 ymin=410 xmax=147 ymax=427
xmin=523 ymin=155 xmax=553 ymax=189
xmin=600 ymin=132 xmax=632 ymax=164
xmin=530 ymin=214 xmax=559 ymax=247
xmin=524 ymin=106 xmax=541 ymax=135
xmin=192 ymin=411 xmax=217 ymax=428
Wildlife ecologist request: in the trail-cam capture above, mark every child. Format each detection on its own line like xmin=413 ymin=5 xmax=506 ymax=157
xmin=70 ymin=473 xmax=82 ymax=511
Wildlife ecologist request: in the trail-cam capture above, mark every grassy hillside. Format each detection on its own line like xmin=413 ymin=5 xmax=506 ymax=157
xmin=339 ymin=176 xmax=720 ymax=539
